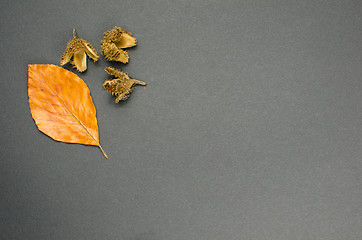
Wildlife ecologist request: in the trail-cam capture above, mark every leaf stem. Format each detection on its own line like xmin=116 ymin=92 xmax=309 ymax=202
xmin=98 ymin=144 xmax=108 ymax=159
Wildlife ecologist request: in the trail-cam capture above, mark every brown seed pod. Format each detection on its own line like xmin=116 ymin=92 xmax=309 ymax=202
xmin=101 ymin=26 xmax=137 ymax=64
xmin=60 ymin=29 xmax=99 ymax=72
xmin=103 ymin=67 xmax=146 ymax=103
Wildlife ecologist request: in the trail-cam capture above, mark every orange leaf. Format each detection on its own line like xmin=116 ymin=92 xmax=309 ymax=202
xmin=28 ymin=64 xmax=108 ymax=158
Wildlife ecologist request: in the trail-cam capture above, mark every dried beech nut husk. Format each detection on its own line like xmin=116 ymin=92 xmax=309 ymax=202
xmin=103 ymin=67 xmax=146 ymax=103
xmin=101 ymin=26 xmax=137 ymax=64
xmin=60 ymin=29 xmax=99 ymax=72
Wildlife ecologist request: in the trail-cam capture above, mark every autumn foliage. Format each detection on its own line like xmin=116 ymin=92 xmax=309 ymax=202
xmin=28 ymin=64 xmax=107 ymax=158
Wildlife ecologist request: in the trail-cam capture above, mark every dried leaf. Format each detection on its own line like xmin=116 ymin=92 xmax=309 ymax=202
xmin=101 ymin=26 xmax=137 ymax=63
xmin=61 ymin=29 xmax=99 ymax=72
xmin=28 ymin=64 xmax=108 ymax=158
xmin=103 ymin=67 xmax=146 ymax=103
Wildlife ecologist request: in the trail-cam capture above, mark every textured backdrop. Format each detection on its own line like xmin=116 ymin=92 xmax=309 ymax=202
xmin=1 ymin=0 xmax=361 ymax=239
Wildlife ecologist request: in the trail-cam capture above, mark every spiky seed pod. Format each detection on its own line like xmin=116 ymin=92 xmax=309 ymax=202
xmin=61 ymin=29 xmax=99 ymax=72
xmin=103 ymin=67 xmax=146 ymax=103
xmin=101 ymin=26 xmax=137 ymax=64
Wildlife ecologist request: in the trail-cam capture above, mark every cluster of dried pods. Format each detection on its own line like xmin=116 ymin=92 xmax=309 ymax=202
xmin=60 ymin=27 xmax=146 ymax=103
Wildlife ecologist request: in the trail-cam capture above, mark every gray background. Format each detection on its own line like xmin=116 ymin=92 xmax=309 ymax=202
xmin=0 ymin=0 xmax=361 ymax=239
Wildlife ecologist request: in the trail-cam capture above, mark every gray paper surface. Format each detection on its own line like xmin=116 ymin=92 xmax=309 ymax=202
xmin=1 ymin=0 xmax=361 ymax=239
